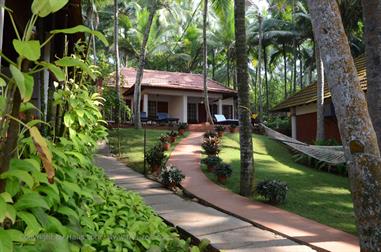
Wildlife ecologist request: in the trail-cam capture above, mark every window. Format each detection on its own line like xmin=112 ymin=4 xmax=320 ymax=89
xmin=223 ymin=105 xmax=233 ymax=119
xmin=210 ymin=104 xmax=218 ymax=115
xmin=188 ymin=103 xmax=197 ymax=123
xmin=148 ymin=101 xmax=157 ymax=118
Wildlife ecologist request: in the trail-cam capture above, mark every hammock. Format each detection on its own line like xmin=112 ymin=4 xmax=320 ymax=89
xmin=261 ymin=124 xmax=345 ymax=165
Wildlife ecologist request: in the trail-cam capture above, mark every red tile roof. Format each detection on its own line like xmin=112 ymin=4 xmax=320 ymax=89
xmin=110 ymin=68 xmax=237 ymax=95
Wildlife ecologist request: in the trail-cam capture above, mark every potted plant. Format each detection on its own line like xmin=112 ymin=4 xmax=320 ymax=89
xmin=203 ymin=130 xmax=218 ymax=139
xmin=201 ymin=137 xmax=220 ymax=156
xmin=229 ymin=124 xmax=238 ymax=133
xmin=167 ymin=130 xmax=178 ymax=143
xmin=177 ymin=123 xmax=188 ymax=136
xmin=215 ymin=163 xmax=232 ymax=184
xmin=215 ymin=125 xmax=225 ymax=137
xmin=159 ymin=134 xmax=170 ymax=151
xmin=145 ymin=144 xmax=167 ymax=176
xmin=160 ymin=165 xmax=185 ymax=189
xmin=202 ymin=156 xmax=222 ymax=172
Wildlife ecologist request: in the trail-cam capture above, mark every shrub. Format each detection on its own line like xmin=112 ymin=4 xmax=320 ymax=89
xmin=160 ymin=165 xmax=185 ymax=187
xmin=204 ymin=130 xmax=218 ymax=139
xmin=314 ymin=138 xmax=340 ymax=146
xmin=256 ymin=180 xmax=288 ymax=205
xmin=167 ymin=130 xmax=178 ymax=137
xmin=202 ymin=156 xmax=222 ymax=167
xmin=178 ymin=123 xmax=188 ymax=130
xmin=214 ymin=125 xmax=225 ymax=132
xmin=215 ymin=163 xmax=232 ymax=178
xmin=201 ymin=137 xmax=220 ymax=156
xmin=159 ymin=134 xmax=169 ymax=143
xmin=146 ymin=144 xmax=167 ymax=167
xmin=229 ymin=124 xmax=238 ymax=129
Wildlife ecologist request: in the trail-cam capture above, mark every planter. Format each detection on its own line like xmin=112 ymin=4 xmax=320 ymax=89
xmin=178 ymin=129 xmax=185 ymax=136
xmin=163 ymin=142 xmax=170 ymax=151
xmin=229 ymin=128 xmax=237 ymax=133
xmin=207 ymin=164 xmax=216 ymax=172
xmin=217 ymin=175 xmax=227 ymax=184
xmin=170 ymin=136 xmax=176 ymax=143
xmin=151 ymin=164 xmax=161 ymax=176
xmin=217 ymin=131 xmax=224 ymax=138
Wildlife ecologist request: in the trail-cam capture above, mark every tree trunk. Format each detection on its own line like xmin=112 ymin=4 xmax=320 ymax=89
xmin=226 ymin=49 xmax=230 ymax=87
xmin=263 ymin=46 xmax=269 ymax=113
xmin=315 ymin=43 xmax=325 ymax=142
xmin=133 ymin=3 xmax=156 ymax=129
xmin=283 ymin=43 xmax=287 ymax=98
xmin=307 ymin=1 xmax=381 ymax=250
xmin=361 ymin=0 xmax=381 ymax=151
xmin=114 ymin=0 xmax=121 ymax=123
xmin=212 ymin=49 xmax=215 ymax=80
xmin=235 ymin=0 xmax=254 ymax=197
xmin=257 ymin=15 xmax=263 ymax=121
xmin=292 ymin=0 xmax=297 ymax=93
xmin=203 ymin=0 xmax=213 ymax=124
xmin=0 ymin=0 xmax=4 ymax=71
xmin=299 ymin=46 xmax=303 ymax=88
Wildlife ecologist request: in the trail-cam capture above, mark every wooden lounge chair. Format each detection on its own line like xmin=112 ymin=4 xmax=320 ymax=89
xmin=214 ymin=114 xmax=239 ymax=126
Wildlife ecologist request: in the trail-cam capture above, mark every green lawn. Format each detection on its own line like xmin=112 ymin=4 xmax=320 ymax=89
xmin=108 ymin=128 xmax=188 ymax=173
xmin=202 ymin=133 xmax=356 ymax=235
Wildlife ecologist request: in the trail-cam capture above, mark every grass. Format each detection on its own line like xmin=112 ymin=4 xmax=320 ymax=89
xmin=108 ymin=128 xmax=189 ymax=173
xmin=202 ymin=133 xmax=356 ymax=235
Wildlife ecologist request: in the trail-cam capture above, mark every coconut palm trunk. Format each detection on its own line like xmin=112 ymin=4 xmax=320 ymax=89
xmin=203 ymin=0 xmax=213 ymax=124
xmin=315 ymin=43 xmax=325 ymax=142
xmin=361 ymin=0 xmax=381 ymax=151
xmin=257 ymin=15 xmax=264 ymax=121
xmin=234 ymin=0 xmax=254 ymax=197
xmin=114 ymin=0 xmax=121 ymax=153
xmin=0 ymin=0 xmax=5 ymax=71
xmin=307 ymin=0 xmax=381 ymax=250
xmin=133 ymin=2 xmax=157 ymax=129
xmin=282 ymin=43 xmax=287 ymax=98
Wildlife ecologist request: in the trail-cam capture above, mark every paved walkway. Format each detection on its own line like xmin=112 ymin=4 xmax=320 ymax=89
xmin=167 ymin=132 xmax=360 ymax=252
xmin=95 ymin=153 xmax=314 ymax=251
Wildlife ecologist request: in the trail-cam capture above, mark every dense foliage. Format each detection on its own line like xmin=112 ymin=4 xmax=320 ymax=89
xmin=256 ymin=179 xmax=288 ymax=204
xmin=0 ymin=2 xmax=203 ymax=251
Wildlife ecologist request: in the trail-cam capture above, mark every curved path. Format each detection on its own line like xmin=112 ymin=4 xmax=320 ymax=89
xmin=168 ymin=132 xmax=359 ymax=252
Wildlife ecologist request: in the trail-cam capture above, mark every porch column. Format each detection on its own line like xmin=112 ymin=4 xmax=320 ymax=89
xmin=291 ymin=107 xmax=297 ymax=139
xmin=143 ymin=94 xmax=148 ymax=114
xmin=182 ymin=95 xmax=188 ymax=123
xmin=218 ymin=99 xmax=223 ymax=115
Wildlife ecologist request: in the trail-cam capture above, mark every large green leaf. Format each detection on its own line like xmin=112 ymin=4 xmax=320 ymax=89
xmin=0 ymin=170 xmax=34 ymax=189
xmin=4 ymin=204 xmax=16 ymax=224
xmin=0 ymin=97 xmax=6 ymax=115
xmin=14 ymin=192 xmax=49 ymax=210
xmin=10 ymin=65 xmax=25 ymax=96
xmin=31 ymin=0 xmax=69 ymax=17
xmin=39 ymin=62 xmax=65 ymax=81
xmin=22 ymin=74 xmax=34 ymax=102
xmin=17 ymin=211 xmax=43 ymax=237
xmin=0 ymin=77 xmax=5 ymax=87
xmin=12 ymin=40 xmax=41 ymax=61
xmin=51 ymin=25 xmax=109 ymax=46
xmin=0 ymin=198 xmax=6 ymax=223
xmin=55 ymin=57 xmax=95 ymax=80
xmin=0 ymin=229 xmax=13 ymax=252
xmin=9 ymin=159 xmax=40 ymax=173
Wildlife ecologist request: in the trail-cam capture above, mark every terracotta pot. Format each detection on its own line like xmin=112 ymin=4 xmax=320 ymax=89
xmin=178 ymin=129 xmax=185 ymax=135
xmin=170 ymin=136 xmax=176 ymax=143
xmin=229 ymin=127 xmax=237 ymax=133
xmin=207 ymin=164 xmax=216 ymax=172
xmin=151 ymin=164 xmax=161 ymax=176
xmin=163 ymin=142 xmax=170 ymax=151
xmin=217 ymin=175 xmax=227 ymax=184
xmin=217 ymin=131 xmax=224 ymax=137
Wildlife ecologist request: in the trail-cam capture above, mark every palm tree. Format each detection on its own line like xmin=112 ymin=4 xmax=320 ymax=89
xmin=202 ymin=0 xmax=213 ymax=124
xmin=361 ymin=0 xmax=381 ymax=150
xmin=0 ymin=0 xmax=4 ymax=71
xmin=114 ymin=0 xmax=121 ymax=153
xmin=234 ymin=0 xmax=254 ymax=197
xmin=307 ymin=0 xmax=381 ymax=250
xmin=315 ymin=43 xmax=324 ymax=142
xmin=133 ymin=1 xmax=158 ymax=129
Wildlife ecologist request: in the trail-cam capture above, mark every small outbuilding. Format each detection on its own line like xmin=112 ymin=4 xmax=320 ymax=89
xmin=271 ymin=55 xmax=367 ymax=144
